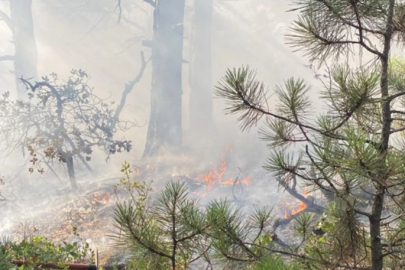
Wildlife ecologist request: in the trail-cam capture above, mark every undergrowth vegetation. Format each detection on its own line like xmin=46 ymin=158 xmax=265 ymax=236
xmin=0 ymin=234 xmax=94 ymax=270
xmin=0 ymin=162 xmax=301 ymax=270
xmin=111 ymin=161 xmax=302 ymax=270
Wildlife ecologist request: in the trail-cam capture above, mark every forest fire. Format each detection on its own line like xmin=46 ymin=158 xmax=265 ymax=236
xmin=196 ymin=156 xmax=250 ymax=190
xmin=284 ymin=188 xmax=309 ymax=219
xmin=284 ymin=201 xmax=307 ymax=219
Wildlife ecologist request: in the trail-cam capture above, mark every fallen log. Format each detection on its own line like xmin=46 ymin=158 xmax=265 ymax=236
xmin=12 ymin=260 xmax=97 ymax=270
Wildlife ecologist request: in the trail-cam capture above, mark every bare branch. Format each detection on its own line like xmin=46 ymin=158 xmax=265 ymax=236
xmin=391 ymin=110 xmax=405 ymax=115
xmin=0 ymin=9 xmax=12 ymax=30
xmin=144 ymin=0 xmax=156 ymax=8
xmin=109 ymin=51 xmax=149 ymax=133
xmin=389 ymin=126 xmax=405 ymax=135
xmin=387 ymin=90 xmax=405 ymax=101
xmin=309 ymin=30 xmax=383 ymax=58
xmin=0 ymin=55 xmax=14 ymax=62
xmin=115 ymin=0 xmax=122 ymax=23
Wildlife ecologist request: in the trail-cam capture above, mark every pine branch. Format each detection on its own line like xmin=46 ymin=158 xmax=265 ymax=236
xmin=242 ymin=242 xmax=370 ymax=270
xmin=216 ymin=67 xmax=381 ymax=150
xmin=317 ymin=0 xmax=385 ymax=36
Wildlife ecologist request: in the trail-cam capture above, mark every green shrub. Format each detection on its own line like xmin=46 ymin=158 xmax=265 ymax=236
xmin=0 ymin=235 xmax=94 ymax=270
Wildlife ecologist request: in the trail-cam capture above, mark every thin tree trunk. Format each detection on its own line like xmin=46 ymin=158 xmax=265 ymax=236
xmin=370 ymin=1 xmax=395 ymax=269
xmin=143 ymin=0 xmax=186 ymax=157
xmin=369 ymin=187 xmax=384 ymax=270
xmin=189 ymin=0 xmax=213 ymax=135
xmin=66 ymin=155 xmax=78 ymax=190
xmin=9 ymin=0 xmax=38 ymax=97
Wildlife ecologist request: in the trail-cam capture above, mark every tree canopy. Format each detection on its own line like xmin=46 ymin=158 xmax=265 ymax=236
xmin=215 ymin=0 xmax=405 ymax=269
xmin=0 ymin=70 xmax=133 ymax=189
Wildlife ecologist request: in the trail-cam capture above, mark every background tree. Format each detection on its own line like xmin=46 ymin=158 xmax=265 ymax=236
xmin=215 ymin=0 xmax=405 ymax=269
xmin=143 ymin=0 xmax=186 ymax=157
xmin=0 ymin=68 xmax=143 ymax=190
xmin=0 ymin=0 xmax=38 ymax=96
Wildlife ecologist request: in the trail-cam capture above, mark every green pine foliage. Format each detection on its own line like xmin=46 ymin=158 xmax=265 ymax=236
xmin=112 ymin=162 xmax=210 ymax=270
xmin=112 ymin=162 xmax=301 ymax=270
xmin=0 ymin=235 xmax=94 ymax=270
xmin=214 ymin=1 xmax=405 ymax=269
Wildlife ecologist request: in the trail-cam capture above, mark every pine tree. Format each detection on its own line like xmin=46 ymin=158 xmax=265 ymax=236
xmin=215 ymin=0 xmax=405 ymax=269
xmin=112 ymin=163 xmax=210 ymax=270
xmin=112 ymin=167 xmax=297 ymax=269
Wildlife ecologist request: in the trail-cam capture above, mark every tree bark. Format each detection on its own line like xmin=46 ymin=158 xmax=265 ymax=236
xmin=189 ymin=0 xmax=213 ymax=136
xmin=143 ymin=0 xmax=186 ymax=157
xmin=9 ymin=0 xmax=38 ymax=97
xmin=66 ymin=155 xmax=78 ymax=190
xmin=370 ymin=1 xmax=395 ymax=269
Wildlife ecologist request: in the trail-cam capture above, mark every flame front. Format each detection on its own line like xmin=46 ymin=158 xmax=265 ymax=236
xmin=284 ymin=187 xmax=309 ymax=218
xmin=291 ymin=201 xmax=307 ymax=215
xmin=196 ymin=157 xmax=250 ymax=189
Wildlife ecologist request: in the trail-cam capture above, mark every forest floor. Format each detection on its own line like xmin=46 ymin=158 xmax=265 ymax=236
xmin=0 ymin=150 xmax=314 ymax=267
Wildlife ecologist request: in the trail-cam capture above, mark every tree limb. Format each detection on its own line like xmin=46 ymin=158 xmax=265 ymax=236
xmin=0 ymin=9 xmax=12 ymax=30
xmin=115 ymin=0 xmax=122 ymax=23
xmin=242 ymin=242 xmax=370 ymax=270
xmin=296 ymin=0 xmax=384 ymax=36
xmin=109 ymin=51 xmax=148 ymax=134
xmin=0 ymin=55 xmax=14 ymax=62
xmin=144 ymin=0 xmax=156 ymax=8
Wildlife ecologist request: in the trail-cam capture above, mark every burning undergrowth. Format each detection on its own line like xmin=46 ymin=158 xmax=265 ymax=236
xmin=0 ymin=145 xmax=324 ymax=267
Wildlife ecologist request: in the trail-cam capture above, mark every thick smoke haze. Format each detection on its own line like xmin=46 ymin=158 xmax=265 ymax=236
xmin=1 ymin=1 xmax=313 ymax=160
xmin=0 ymin=0 xmax=322 ymax=259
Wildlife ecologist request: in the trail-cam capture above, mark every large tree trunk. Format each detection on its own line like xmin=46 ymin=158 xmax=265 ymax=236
xmin=143 ymin=0 xmax=185 ymax=157
xmin=10 ymin=0 xmax=38 ymax=97
xmin=189 ymin=0 xmax=213 ymax=136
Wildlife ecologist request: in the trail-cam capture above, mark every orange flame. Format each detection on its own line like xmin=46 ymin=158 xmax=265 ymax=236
xmin=196 ymin=156 xmax=250 ymax=189
xmin=291 ymin=201 xmax=307 ymax=215
xmin=284 ymin=187 xmax=309 ymax=218
xmin=241 ymin=177 xmax=250 ymax=184
xmin=222 ymin=178 xmax=234 ymax=185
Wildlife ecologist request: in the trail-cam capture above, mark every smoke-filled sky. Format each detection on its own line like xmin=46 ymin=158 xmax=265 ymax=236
xmin=0 ymin=1 xmax=316 ymax=162
xmin=0 ymin=0 xmax=328 ymax=222
xmin=5 ymin=1 xmax=404 ymax=254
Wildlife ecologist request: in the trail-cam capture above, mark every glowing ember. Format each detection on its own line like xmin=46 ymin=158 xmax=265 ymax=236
xmin=222 ymin=178 xmax=234 ymax=185
xmin=196 ymin=156 xmax=250 ymax=189
xmin=291 ymin=201 xmax=307 ymax=215
xmin=241 ymin=177 xmax=250 ymax=184
xmin=284 ymin=187 xmax=309 ymax=218
xmin=284 ymin=209 xmax=289 ymax=219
